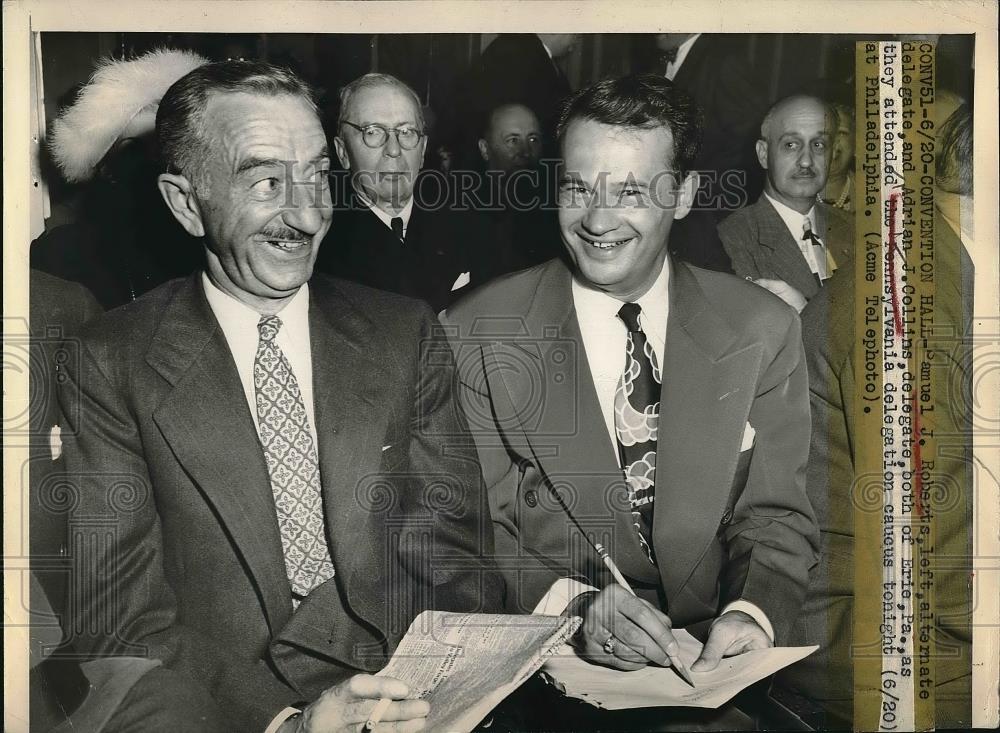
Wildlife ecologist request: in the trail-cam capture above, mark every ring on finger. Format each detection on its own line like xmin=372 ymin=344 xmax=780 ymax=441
xmin=602 ymin=635 xmax=617 ymax=655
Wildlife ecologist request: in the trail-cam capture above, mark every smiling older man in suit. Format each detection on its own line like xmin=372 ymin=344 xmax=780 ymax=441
xmin=442 ymin=74 xmax=819 ymax=729
xmin=61 ymin=60 xmax=500 ymax=733
xmin=719 ymin=94 xmax=853 ymax=313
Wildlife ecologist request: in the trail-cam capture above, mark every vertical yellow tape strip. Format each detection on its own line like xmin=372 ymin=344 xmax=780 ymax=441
xmin=901 ymin=39 xmax=936 ymax=731
xmin=853 ymin=40 xmax=884 ymax=731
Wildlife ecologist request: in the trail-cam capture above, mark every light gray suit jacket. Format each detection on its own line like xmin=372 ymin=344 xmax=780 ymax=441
xmin=61 ymin=273 xmax=502 ymax=731
xmin=719 ymin=196 xmax=854 ymax=301
xmin=442 ymin=257 xmax=819 ymax=643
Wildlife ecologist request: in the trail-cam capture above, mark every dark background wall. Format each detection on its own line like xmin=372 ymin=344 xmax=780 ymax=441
xmin=39 ymin=31 xmax=973 ymax=213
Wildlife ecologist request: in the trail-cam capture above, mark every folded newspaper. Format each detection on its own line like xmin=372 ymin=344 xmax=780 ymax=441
xmin=542 ymin=627 xmax=818 ymax=709
xmin=377 ymin=611 xmax=581 ymax=732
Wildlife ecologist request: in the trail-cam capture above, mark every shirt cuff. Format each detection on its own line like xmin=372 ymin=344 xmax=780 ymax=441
xmin=532 ymin=578 xmax=599 ymax=616
xmin=721 ymin=600 xmax=775 ymax=642
xmin=264 ymin=706 xmax=302 ymax=733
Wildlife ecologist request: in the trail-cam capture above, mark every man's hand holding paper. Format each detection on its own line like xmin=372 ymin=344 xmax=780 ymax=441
xmin=691 ymin=609 xmax=772 ymax=672
xmin=278 ymin=675 xmax=427 ymax=733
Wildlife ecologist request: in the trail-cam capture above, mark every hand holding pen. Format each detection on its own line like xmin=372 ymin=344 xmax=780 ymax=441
xmin=569 ymin=541 xmax=695 ymax=687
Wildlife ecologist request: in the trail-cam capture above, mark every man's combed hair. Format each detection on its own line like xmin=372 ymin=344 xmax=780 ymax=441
xmin=556 ymin=73 xmax=703 ymax=177
xmin=937 ymin=103 xmax=972 ymax=196
xmin=337 ymin=72 xmax=426 ymax=131
xmin=156 ymin=60 xmax=317 ymax=181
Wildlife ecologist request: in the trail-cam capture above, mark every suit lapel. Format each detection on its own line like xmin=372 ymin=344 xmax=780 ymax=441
xmin=490 ymin=262 xmax=657 ymax=579
xmin=654 ymin=262 xmax=761 ymax=601
xmin=311 ymin=280 xmax=391 ymax=625
xmin=756 ymin=198 xmax=820 ymax=298
xmin=671 ymin=35 xmax=709 ymax=89
xmin=148 ymin=275 xmax=291 ymax=632
xmin=265 ymin=279 xmax=399 ymax=670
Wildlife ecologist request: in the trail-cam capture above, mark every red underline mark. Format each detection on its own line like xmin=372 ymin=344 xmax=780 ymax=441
xmin=887 ymin=192 xmax=904 ymax=336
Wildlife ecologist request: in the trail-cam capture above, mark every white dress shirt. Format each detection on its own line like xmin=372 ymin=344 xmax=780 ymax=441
xmin=360 ymin=194 xmax=414 ymax=240
xmin=665 ymin=33 xmax=702 ymax=81
xmin=763 ymin=193 xmax=828 ymax=278
xmin=571 ymin=259 xmax=669 ymax=458
xmin=202 ymin=273 xmax=318 ymax=445
xmin=556 ymin=256 xmax=774 ymax=641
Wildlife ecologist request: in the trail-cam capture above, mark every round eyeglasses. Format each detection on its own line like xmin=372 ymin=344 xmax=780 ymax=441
xmin=342 ymin=121 xmax=425 ymax=150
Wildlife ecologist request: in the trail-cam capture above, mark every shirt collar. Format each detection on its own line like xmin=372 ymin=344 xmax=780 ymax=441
xmin=202 ymin=271 xmax=310 ymax=334
xmin=936 ymin=190 xmax=974 ymax=243
xmin=571 ymin=256 xmax=670 ymax=328
xmin=764 ymin=192 xmax=817 ymax=241
xmin=358 ymin=193 xmax=414 ymax=233
xmin=669 ymin=33 xmax=702 ymax=71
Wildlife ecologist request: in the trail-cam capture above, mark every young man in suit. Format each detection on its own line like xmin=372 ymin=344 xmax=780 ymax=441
xmin=315 ymin=73 xmax=496 ymax=312
xmin=443 ymin=74 xmax=819 ymax=727
xmin=61 ymin=60 xmax=501 ymax=732
xmin=719 ymin=94 xmax=853 ymax=312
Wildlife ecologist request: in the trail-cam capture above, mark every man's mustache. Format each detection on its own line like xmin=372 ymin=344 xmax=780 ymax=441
xmin=260 ymin=227 xmax=306 ymax=240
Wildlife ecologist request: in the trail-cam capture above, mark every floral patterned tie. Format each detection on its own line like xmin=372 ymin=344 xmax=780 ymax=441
xmin=254 ymin=315 xmax=335 ymax=603
xmin=614 ymin=303 xmax=660 ymax=565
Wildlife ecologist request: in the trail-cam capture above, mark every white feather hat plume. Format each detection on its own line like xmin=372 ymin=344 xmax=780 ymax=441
xmin=49 ymin=48 xmax=209 ymax=183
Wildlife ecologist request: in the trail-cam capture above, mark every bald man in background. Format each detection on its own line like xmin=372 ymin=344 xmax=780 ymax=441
xmin=770 ymin=100 xmax=975 ymax=730
xmin=478 ymin=103 xmax=544 ymax=173
xmin=719 ymin=94 xmax=853 ymax=312
xmin=476 ymin=102 xmax=562 ymax=277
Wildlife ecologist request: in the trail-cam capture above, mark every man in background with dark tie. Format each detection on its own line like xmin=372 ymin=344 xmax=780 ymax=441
xmin=442 ymin=74 xmax=818 ymax=729
xmin=316 ymin=73 xmax=496 ymax=311
xmin=718 ymin=94 xmax=854 ymax=312
xmin=62 ymin=60 xmax=500 ymax=732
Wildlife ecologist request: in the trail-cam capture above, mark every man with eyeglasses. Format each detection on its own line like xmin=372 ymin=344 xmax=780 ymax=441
xmin=316 ymin=73 xmax=497 ymax=311
xmin=718 ymin=94 xmax=854 ymax=313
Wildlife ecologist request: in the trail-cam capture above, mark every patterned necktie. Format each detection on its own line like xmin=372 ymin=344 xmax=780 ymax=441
xmin=254 ymin=315 xmax=335 ymax=602
xmin=614 ymin=303 xmax=661 ymax=565
xmin=391 ymin=216 xmax=405 ymax=242
xmin=801 ymin=217 xmax=832 ymax=283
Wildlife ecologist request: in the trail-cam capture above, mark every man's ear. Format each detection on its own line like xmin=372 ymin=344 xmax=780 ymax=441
xmin=333 ymin=136 xmax=350 ymax=171
xmin=416 ymin=135 xmax=427 ymax=170
xmin=157 ymin=173 xmax=205 ymax=238
xmin=477 ymin=138 xmax=490 ymax=163
xmin=672 ymin=171 xmax=700 ymax=221
xmin=755 ymin=139 xmax=768 ymax=171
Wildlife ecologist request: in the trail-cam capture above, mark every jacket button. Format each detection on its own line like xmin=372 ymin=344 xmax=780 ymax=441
xmin=524 ymin=490 xmax=538 ymax=508
xmin=720 ymin=509 xmax=734 ymax=525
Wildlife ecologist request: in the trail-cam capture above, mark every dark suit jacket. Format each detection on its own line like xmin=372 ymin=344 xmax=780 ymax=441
xmin=668 ymin=34 xmax=768 ymax=204
xmin=475 ymin=33 xmax=571 ymax=138
xmin=776 ymin=214 xmax=974 ymax=728
xmin=441 ymin=258 xmax=818 ymax=643
xmin=315 ymin=190 xmax=498 ymax=312
xmin=643 ymin=36 xmax=768 ymax=275
xmin=28 ymin=272 xmax=105 ymax=731
xmin=719 ymin=196 xmax=854 ymax=302
xmin=28 ymin=271 xmax=104 ymax=611
xmin=60 ymin=273 xmax=502 ymax=731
